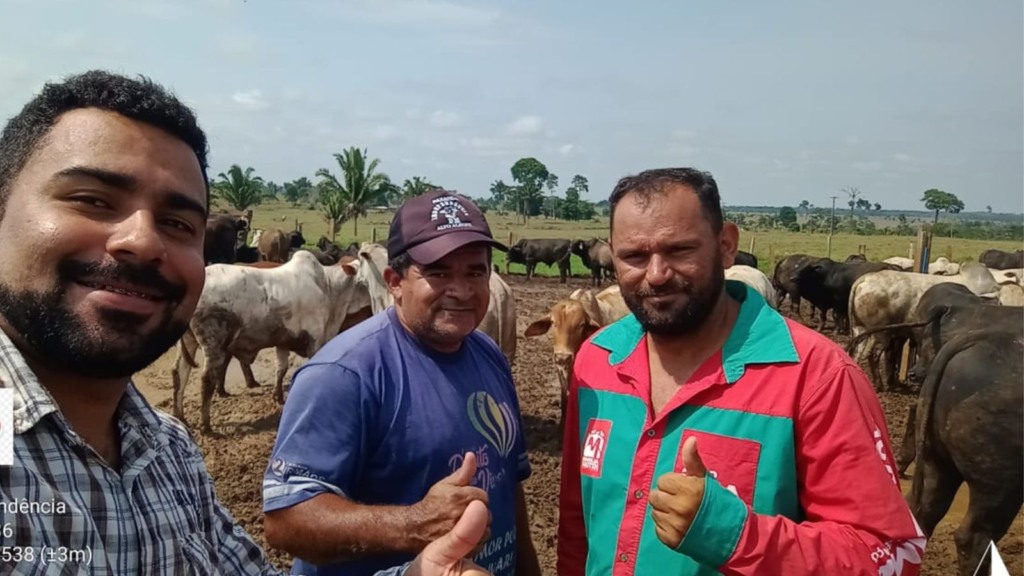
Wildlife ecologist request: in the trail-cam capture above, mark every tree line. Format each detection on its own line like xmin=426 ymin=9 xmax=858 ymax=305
xmin=210 ymin=150 xmax=604 ymax=240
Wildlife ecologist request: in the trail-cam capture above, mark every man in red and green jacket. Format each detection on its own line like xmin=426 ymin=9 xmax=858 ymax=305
xmin=557 ymin=168 xmax=925 ymax=576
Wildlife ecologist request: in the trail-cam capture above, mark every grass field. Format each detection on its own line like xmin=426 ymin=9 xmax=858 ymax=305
xmin=238 ymin=200 xmax=1024 ymax=277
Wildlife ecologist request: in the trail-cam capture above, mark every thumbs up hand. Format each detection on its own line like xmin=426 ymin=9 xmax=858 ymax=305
xmin=411 ymin=452 xmax=491 ymax=552
xmin=649 ymin=436 xmax=707 ymax=549
xmin=407 ymin=500 xmax=493 ymax=576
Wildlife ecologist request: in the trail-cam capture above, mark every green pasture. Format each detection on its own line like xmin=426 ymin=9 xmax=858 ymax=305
xmin=237 ymin=201 xmax=1023 ymax=277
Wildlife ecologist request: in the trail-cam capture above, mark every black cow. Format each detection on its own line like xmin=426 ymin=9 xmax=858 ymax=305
xmin=571 ymin=239 xmax=615 ymax=286
xmin=506 ymin=238 xmax=572 ymax=282
xmin=771 ymin=254 xmax=816 ymax=317
xmin=845 ymin=253 xmax=867 ymax=262
xmin=204 ymin=214 xmax=248 ymax=264
xmin=979 ymin=249 xmax=1024 ymax=269
xmin=734 ymin=250 xmax=758 ymax=269
xmin=235 ymin=245 xmax=260 ymax=263
xmin=906 ymin=329 xmax=1022 ymax=576
xmin=795 ymin=259 xmax=899 ymax=333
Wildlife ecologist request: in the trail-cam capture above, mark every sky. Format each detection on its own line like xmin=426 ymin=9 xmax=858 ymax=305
xmin=1 ymin=0 xmax=1022 ymax=213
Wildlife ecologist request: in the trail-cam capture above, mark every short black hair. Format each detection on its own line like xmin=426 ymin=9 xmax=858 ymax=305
xmin=608 ymin=167 xmax=723 ymax=233
xmin=0 ymin=69 xmax=210 ymax=210
xmin=388 ymin=252 xmax=414 ymax=278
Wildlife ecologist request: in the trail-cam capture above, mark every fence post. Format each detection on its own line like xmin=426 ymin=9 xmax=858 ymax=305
xmin=371 ymin=228 xmax=377 ymax=244
xmin=748 ymin=237 xmax=755 ymax=253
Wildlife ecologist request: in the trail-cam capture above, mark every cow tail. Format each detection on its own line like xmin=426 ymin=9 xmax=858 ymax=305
xmin=844 ymin=318 xmax=936 ymax=355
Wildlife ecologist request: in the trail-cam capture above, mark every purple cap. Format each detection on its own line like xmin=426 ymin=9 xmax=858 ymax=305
xmin=388 ymin=190 xmax=507 ymax=264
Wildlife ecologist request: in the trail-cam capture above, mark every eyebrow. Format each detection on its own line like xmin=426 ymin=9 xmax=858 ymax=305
xmin=55 ymin=166 xmax=209 ymax=220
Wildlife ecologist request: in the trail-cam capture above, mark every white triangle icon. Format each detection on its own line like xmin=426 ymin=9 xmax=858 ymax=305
xmin=972 ymin=541 xmax=1010 ymax=576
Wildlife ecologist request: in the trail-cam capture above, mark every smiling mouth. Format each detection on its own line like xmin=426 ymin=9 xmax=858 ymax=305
xmin=79 ymin=280 xmax=164 ymax=301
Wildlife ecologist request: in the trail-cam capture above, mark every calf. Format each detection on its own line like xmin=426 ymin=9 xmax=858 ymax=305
xmin=524 ymin=285 xmax=629 ymax=423
xmin=571 ymin=238 xmax=615 ymax=286
xmin=906 ymin=329 xmax=1022 ymax=576
xmin=172 ymin=251 xmax=371 ymax=433
xmin=505 ymin=238 xmax=572 ymax=282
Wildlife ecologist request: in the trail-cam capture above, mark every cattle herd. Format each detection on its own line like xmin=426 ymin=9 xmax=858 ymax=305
xmin=188 ymin=212 xmax=1023 ymax=575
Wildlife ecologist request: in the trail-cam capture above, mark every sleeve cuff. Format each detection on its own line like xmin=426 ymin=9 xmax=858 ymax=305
xmin=371 ymin=561 xmax=412 ymax=576
xmin=673 ymin=475 xmax=748 ymax=569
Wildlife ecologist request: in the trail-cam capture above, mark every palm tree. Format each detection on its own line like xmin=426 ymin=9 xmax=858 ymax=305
xmin=214 ymin=164 xmax=266 ymax=212
xmin=315 ymin=147 xmax=392 ymax=238
xmin=399 ymin=177 xmax=439 ymax=203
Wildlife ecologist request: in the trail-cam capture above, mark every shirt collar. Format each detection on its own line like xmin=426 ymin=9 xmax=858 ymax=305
xmin=591 ymin=280 xmax=800 ymax=383
xmin=0 ymin=329 xmax=166 ymax=442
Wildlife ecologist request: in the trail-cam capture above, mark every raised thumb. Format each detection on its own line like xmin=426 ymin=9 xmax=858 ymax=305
xmin=441 ymin=451 xmax=477 ymax=486
xmin=681 ymin=436 xmax=707 ymax=477
xmin=414 ymin=500 xmax=490 ymax=574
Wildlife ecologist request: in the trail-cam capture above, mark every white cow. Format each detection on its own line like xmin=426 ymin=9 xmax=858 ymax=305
xmin=883 ymin=257 xmax=915 ymax=271
xmin=847 ymin=267 xmax=1001 ymax=391
xmin=991 ymin=268 xmax=1024 ymax=286
xmin=172 ymin=251 xmax=371 ymax=433
xmin=725 ymin=265 xmax=777 ymax=308
xmin=344 ymin=242 xmax=518 ymax=363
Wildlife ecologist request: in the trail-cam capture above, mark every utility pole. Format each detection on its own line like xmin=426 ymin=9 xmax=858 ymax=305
xmin=828 ymin=195 xmax=837 ymax=258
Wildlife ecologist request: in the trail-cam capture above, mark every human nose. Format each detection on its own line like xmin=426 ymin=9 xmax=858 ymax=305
xmin=106 ymin=211 xmax=167 ymax=264
xmin=645 ymin=254 xmax=673 ymax=286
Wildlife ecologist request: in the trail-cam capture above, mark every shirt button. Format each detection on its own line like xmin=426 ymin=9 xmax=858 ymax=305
xmin=646 ymin=429 xmax=656 ymax=437
xmin=633 ymin=489 xmax=644 ymax=499
xmin=619 ymin=553 xmax=629 ymax=562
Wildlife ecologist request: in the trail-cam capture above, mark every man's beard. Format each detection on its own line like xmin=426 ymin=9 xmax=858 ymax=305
xmin=0 ymin=258 xmax=190 ymax=379
xmin=623 ymin=264 xmax=725 ymax=336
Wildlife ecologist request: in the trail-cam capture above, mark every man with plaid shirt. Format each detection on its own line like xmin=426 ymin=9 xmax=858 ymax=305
xmin=0 ymin=70 xmax=490 ymax=576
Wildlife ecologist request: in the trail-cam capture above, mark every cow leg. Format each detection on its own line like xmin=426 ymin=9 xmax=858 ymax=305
xmin=792 ymin=295 xmax=803 ymax=319
xmin=896 ymin=404 xmax=916 ymax=478
xmin=907 ymin=453 xmax=962 ymax=538
xmin=526 ymin=261 xmax=534 ymax=280
xmin=274 ymin=347 xmax=290 ymax=404
xmin=171 ymin=332 xmax=199 ymax=425
xmin=200 ymin=351 xmax=231 ymax=435
xmin=953 ymin=484 xmax=1022 ymax=576
xmin=240 ymin=361 xmax=260 ymax=389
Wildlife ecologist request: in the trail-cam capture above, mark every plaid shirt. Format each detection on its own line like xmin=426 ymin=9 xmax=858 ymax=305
xmin=0 ymin=330 xmax=416 ymax=576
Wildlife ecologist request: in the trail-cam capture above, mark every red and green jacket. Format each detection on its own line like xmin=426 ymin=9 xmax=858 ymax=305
xmin=557 ymin=281 xmax=925 ymax=576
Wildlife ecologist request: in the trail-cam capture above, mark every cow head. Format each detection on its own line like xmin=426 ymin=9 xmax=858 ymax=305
xmin=506 ymin=244 xmax=525 ymax=264
xmin=570 ymin=240 xmax=587 ymax=257
xmin=524 ymin=297 xmax=603 ymax=395
xmin=289 ymin=230 xmax=306 ymax=249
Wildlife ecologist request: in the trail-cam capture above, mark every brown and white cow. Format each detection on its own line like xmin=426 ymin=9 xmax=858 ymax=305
xmin=524 ymin=285 xmax=629 ymax=422
xmin=172 ymin=251 xmax=371 ymax=433
xmin=344 ymin=242 xmax=518 ymax=363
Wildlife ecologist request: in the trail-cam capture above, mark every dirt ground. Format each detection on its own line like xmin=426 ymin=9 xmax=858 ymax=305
xmin=134 ymin=274 xmax=1023 ymax=575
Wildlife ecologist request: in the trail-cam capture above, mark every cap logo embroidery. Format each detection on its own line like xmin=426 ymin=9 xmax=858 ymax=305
xmin=431 ymin=196 xmax=473 ymax=231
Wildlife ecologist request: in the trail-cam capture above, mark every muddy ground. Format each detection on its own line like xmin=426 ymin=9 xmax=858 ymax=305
xmin=135 ymin=274 xmax=1023 ymax=575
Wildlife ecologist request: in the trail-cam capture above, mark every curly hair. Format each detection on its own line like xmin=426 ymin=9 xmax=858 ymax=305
xmin=0 ymin=69 xmax=210 ymax=208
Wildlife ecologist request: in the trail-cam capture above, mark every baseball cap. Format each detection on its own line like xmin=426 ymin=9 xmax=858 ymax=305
xmin=388 ymin=190 xmax=508 ymax=265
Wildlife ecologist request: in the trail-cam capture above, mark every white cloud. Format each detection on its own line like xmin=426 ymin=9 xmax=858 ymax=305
xmin=505 ymin=115 xmax=543 ymax=136
xmin=893 ymin=153 xmax=912 ymax=162
xmin=429 ymin=110 xmax=462 ymax=128
xmin=558 ymin=143 xmax=579 ymax=156
xmin=232 ymin=89 xmax=269 ymax=111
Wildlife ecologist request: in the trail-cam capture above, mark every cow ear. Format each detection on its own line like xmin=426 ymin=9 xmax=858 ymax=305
xmin=524 ymin=316 xmax=553 ymax=337
xmin=341 ymin=262 xmax=359 ymax=276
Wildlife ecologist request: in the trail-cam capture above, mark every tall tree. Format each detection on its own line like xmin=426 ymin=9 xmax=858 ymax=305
xmin=842 ymin=186 xmax=861 ymax=220
xmin=544 ymin=173 xmax=559 ymax=218
xmin=315 ymin=147 xmax=392 ymax=238
xmin=510 ymin=157 xmax=550 ymax=223
xmin=213 ymin=164 xmax=267 ymax=212
xmin=921 ymin=188 xmax=965 ymax=226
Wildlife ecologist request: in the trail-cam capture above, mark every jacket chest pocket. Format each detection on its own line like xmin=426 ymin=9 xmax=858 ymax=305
xmin=676 ymin=430 xmax=761 ymax=507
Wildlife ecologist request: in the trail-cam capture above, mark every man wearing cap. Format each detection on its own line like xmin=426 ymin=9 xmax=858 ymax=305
xmin=263 ymin=190 xmax=540 ymax=576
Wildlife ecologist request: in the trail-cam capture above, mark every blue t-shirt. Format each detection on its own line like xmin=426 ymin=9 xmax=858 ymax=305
xmin=263 ymin=307 xmax=531 ymax=576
